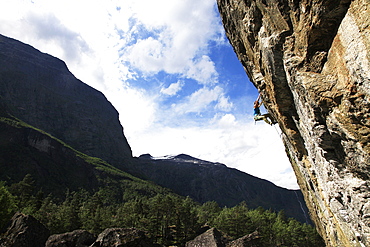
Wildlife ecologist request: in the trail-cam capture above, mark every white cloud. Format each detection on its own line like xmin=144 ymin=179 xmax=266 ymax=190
xmin=120 ymin=0 xmax=223 ymax=84
xmin=105 ymin=85 xmax=158 ymax=135
xmin=216 ymin=95 xmax=233 ymax=112
xmin=25 ymin=13 xmax=90 ymax=63
xmin=124 ymin=37 xmax=166 ymax=74
xmin=216 ymin=113 xmax=237 ymax=127
xmin=185 ymin=55 xmax=218 ymax=84
xmin=0 ymin=0 xmax=223 ymax=99
xmin=184 ymin=86 xmax=222 ymax=113
xmin=171 ymin=85 xmax=232 ymax=114
xmin=160 ymin=81 xmax=184 ymax=96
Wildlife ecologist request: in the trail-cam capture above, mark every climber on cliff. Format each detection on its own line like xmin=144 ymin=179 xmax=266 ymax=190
xmin=253 ymin=94 xmax=276 ymax=125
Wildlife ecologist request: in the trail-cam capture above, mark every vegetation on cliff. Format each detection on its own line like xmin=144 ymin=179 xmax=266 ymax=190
xmin=0 ymin=111 xmax=171 ymax=199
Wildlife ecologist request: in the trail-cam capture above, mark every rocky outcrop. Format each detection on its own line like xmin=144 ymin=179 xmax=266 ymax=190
xmin=46 ymin=230 xmax=96 ymax=247
xmin=0 ymin=34 xmax=132 ymax=170
xmin=1 ymin=214 xmax=157 ymax=247
xmin=185 ymin=228 xmax=226 ymax=247
xmin=185 ymin=228 xmax=261 ymax=247
xmin=0 ymin=212 xmax=50 ymax=247
xmin=226 ymin=231 xmax=260 ymax=247
xmin=90 ymin=228 xmax=158 ymax=247
xmin=217 ymin=0 xmax=370 ymax=246
xmin=136 ymin=154 xmax=310 ymax=223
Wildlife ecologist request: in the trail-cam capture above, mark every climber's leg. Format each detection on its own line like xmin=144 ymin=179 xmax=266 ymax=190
xmin=262 ymin=116 xmax=272 ymax=125
xmin=256 ymin=114 xmax=272 ymax=125
xmin=263 ymin=113 xmax=276 ymax=125
xmin=254 ymin=115 xmax=263 ymax=121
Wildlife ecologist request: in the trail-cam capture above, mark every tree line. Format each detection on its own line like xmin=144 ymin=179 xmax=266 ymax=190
xmin=0 ymin=174 xmax=324 ymax=246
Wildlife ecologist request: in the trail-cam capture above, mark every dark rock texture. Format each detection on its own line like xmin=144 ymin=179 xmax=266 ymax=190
xmin=46 ymin=229 xmax=96 ymax=247
xmin=0 ymin=105 xmax=168 ymax=199
xmin=136 ymin=154 xmax=310 ymax=224
xmin=0 ymin=112 xmax=99 ymax=195
xmin=90 ymin=228 xmax=158 ymax=247
xmin=217 ymin=0 xmax=370 ymax=246
xmin=0 ymin=212 xmax=50 ymax=247
xmin=0 ymin=34 xmax=132 ymax=170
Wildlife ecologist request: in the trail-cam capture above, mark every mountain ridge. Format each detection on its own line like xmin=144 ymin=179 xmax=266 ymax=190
xmin=139 ymin=153 xmax=227 ymax=167
xmin=134 ymin=153 xmax=310 ymax=223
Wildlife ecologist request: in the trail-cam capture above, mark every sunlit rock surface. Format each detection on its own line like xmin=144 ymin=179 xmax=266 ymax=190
xmin=217 ymin=0 xmax=370 ymax=246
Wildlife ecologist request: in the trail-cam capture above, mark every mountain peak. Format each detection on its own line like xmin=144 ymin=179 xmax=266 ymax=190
xmin=138 ymin=153 xmax=226 ymax=167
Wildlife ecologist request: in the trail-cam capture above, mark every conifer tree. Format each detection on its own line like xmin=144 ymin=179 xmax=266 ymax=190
xmin=0 ymin=182 xmax=17 ymax=230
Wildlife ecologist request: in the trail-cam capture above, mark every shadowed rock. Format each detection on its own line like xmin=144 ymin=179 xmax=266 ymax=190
xmin=226 ymin=231 xmax=260 ymax=247
xmin=90 ymin=228 xmax=158 ymax=247
xmin=0 ymin=212 xmax=49 ymax=247
xmin=0 ymin=34 xmax=132 ymax=170
xmin=46 ymin=229 xmax=96 ymax=247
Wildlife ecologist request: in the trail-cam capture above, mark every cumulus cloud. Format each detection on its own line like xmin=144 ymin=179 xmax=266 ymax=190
xmin=120 ymin=0 xmax=223 ymax=84
xmin=185 ymin=55 xmax=219 ymax=85
xmin=105 ymin=85 xmax=158 ymax=135
xmin=216 ymin=94 xmax=233 ymax=112
xmin=160 ymin=81 xmax=184 ymax=96
xmin=171 ymin=85 xmax=232 ymax=114
xmin=25 ymin=13 xmax=90 ymax=63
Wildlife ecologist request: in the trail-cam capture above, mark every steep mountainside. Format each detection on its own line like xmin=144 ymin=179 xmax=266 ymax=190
xmin=0 ymin=103 xmax=171 ymax=199
xmin=217 ymin=0 xmax=370 ymax=246
xmin=135 ymin=154 xmax=310 ymax=224
xmin=0 ymin=34 xmax=132 ymax=170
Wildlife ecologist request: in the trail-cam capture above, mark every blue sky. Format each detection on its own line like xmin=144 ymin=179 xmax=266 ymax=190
xmin=0 ymin=0 xmax=298 ymax=189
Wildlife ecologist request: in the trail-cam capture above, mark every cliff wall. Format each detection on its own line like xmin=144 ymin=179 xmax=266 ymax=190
xmin=217 ymin=0 xmax=370 ymax=246
xmin=0 ymin=34 xmax=132 ymax=169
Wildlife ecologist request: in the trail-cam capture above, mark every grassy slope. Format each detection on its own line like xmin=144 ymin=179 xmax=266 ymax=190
xmin=0 ymin=111 xmax=171 ymax=201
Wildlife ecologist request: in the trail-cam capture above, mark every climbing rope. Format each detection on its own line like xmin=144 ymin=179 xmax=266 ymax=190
xmin=273 ymin=123 xmax=282 ymax=137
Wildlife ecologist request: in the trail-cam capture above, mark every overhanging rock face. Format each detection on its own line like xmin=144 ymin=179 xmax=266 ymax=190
xmin=217 ymin=0 xmax=370 ymax=246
